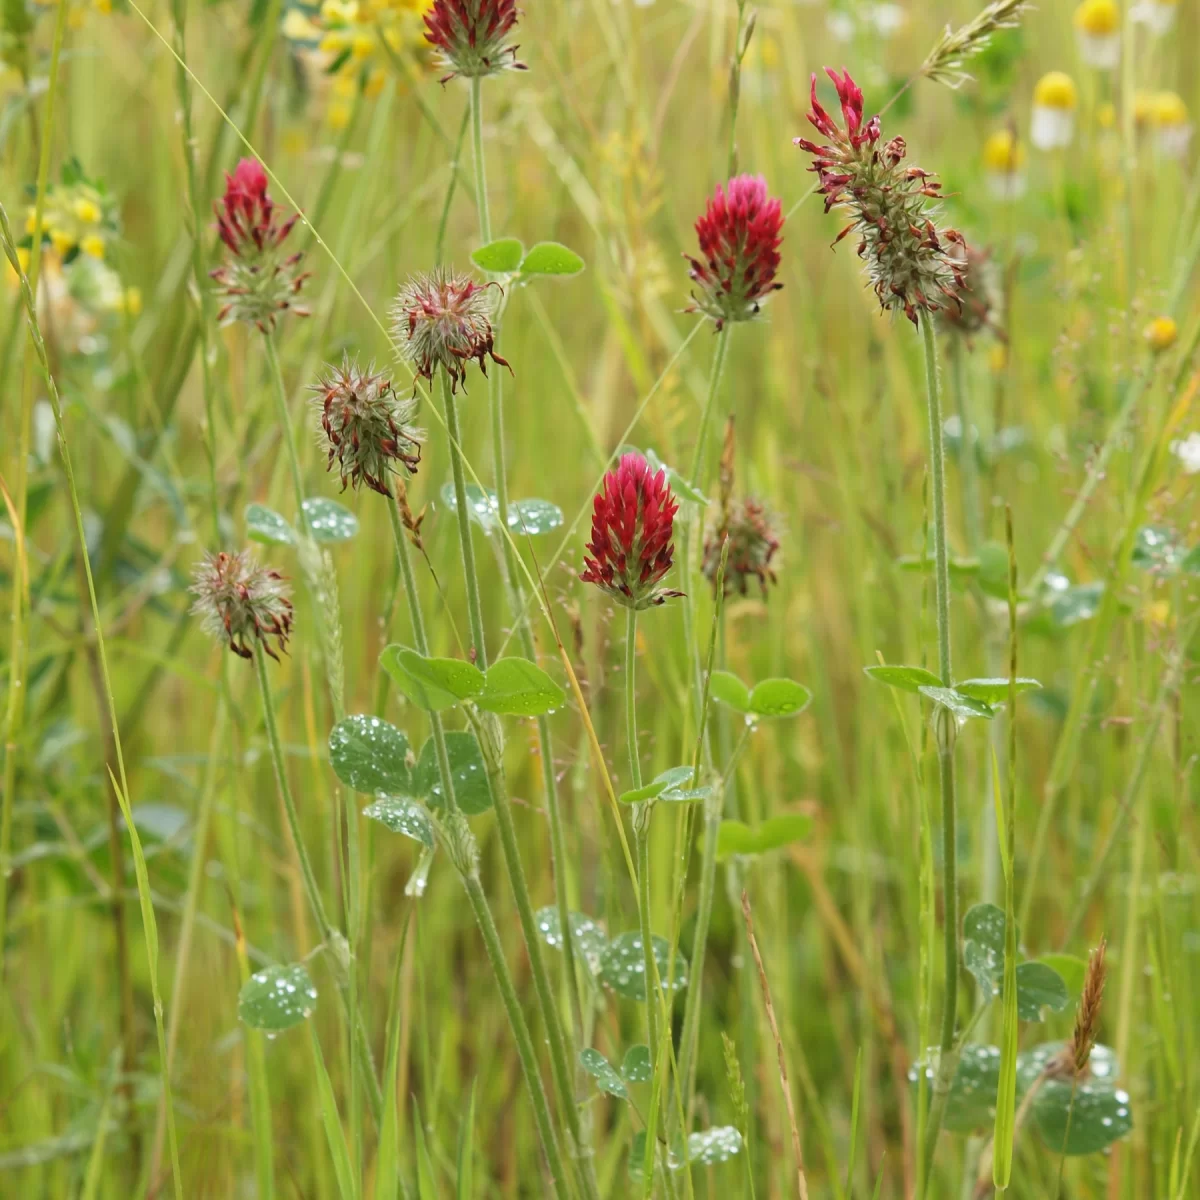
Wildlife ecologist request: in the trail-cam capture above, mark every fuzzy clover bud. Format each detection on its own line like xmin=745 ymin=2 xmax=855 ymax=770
xmin=937 ymin=241 xmax=1003 ymax=342
xmin=684 ymin=174 xmax=784 ymax=330
xmin=1031 ymin=72 xmax=1078 ymax=150
xmin=423 ymin=0 xmax=527 ymax=81
xmin=1074 ymin=0 xmax=1121 ymax=68
xmin=391 ymin=267 xmax=510 ymax=393
xmin=190 ymin=550 xmax=294 ymax=661
xmin=702 ymin=498 xmax=781 ymax=599
xmin=580 ymin=452 xmax=683 ymax=611
xmin=794 ymin=68 xmax=967 ymax=325
xmin=311 ymin=355 xmax=422 ymax=497
xmin=210 ymin=158 xmax=310 ymax=332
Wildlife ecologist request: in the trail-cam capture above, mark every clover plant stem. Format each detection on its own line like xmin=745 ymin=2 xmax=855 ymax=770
xmin=462 ymin=872 xmax=572 ymax=1199
xmin=442 ymin=370 xmax=489 ymax=667
xmin=254 ymin=643 xmax=383 ymax=1124
xmin=263 ymin=332 xmax=309 ymax=537
xmin=676 ymin=324 xmax=733 ymax=1121
xmin=918 ymin=310 xmax=960 ymax=1185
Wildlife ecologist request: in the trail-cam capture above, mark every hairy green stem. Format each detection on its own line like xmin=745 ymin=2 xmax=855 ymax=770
xmin=461 ymin=873 xmax=571 ymax=1197
xmin=170 ymin=0 xmax=221 ymax=545
xmin=626 ymin=608 xmax=662 ymax=1188
xmin=469 ymin=77 xmax=492 ymax=244
xmin=263 ymin=333 xmax=309 ymax=535
xmin=676 ymin=325 xmax=732 ymax=1121
xmin=918 ymin=311 xmax=959 ymax=1188
xmin=442 ymin=372 xmax=489 ymax=666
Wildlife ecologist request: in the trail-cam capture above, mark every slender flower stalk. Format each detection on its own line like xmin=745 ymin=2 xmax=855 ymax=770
xmin=676 ymin=334 xmax=733 ymax=1118
xmin=440 ymin=372 xmax=490 ymax=664
xmin=390 ymin=272 xmax=590 ymax=1184
xmin=468 ymin=72 xmax=595 ymax=1187
xmin=794 ymin=76 xmax=965 ymax=1174
xmin=382 ymin=478 xmax=573 ymax=1197
xmin=580 ymin=455 xmax=682 ymax=1187
xmin=918 ymin=309 xmax=962 ymax=1183
xmin=190 ymin=548 xmax=381 ymax=1120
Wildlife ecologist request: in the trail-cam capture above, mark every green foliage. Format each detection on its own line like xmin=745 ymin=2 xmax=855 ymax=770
xmin=599 ymin=932 xmax=688 ymax=1001
xmin=580 ymin=1047 xmax=627 ymax=1098
xmin=715 ymin=814 xmax=812 ymax=861
xmin=328 ymin=715 xmax=412 ymax=795
xmin=709 ymin=670 xmax=811 ymax=719
xmin=475 ymin=657 xmax=565 ymax=716
xmin=239 ymin=964 xmax=318 ymax=1032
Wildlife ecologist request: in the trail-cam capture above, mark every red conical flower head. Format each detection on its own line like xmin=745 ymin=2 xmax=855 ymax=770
xmin=423 ymin=0 xmax=527 ymax=81
xmin=580 ymin=453 xmax=683 ymax=610
xmin=685 ymin=174 xmax=784 ymax=330
xmin=210 ymin=158 xmax=310 ymax=331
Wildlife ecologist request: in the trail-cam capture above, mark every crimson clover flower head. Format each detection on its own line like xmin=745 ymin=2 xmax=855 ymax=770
xmin=391 ymin=267 xmax=511 ymax=393
xmin=685 ymin=174 xmax=784 ymax=330
xmin=210 ymin=158 xmax=310 ymax=332
xmin=580 ymin=453 xmax=683 ymax=611
xmin=190 ymin=550 xmax=294 ymax=661
xmin=311 ymin=355 xmax=423 ymax=498
xmin=794 ymin=68 xmax=967 ymax=326
xmin=423 ymin=0 xmax=527 ymax=81
xmin=702 ymin=498 xmax=782 ymax=599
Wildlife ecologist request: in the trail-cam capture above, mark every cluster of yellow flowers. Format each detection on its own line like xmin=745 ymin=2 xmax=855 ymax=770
xmin=27 ymin=181 xmax=113 ymax=262
xmin=9 ymin=176 xmax=140 ymax=331
xmin=283 ymin=0 xmax=434 ymax=129
xmin=31 ymin=0 xmax=116 ymax=25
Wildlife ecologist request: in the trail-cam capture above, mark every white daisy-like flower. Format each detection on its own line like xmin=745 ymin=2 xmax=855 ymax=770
xmin=983 ymin=129 xmax=1028 ymax=200
xmin=1131 ymin=0 xmax=1178 ymax=35
xmin=1031 ymin=72 xmax=1078 ymax=150
xmin=1074 ymin=0 xmax=1121 ymax=68
xmin=1151 ymin=92 xmax=1193 ymax=157
xmin=1170 ymin=432 xmax=1200 ymax=474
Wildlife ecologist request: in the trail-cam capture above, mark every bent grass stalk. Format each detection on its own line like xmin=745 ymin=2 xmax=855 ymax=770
xmin=0 ymin=0 xmax=68 ymax=977
xmin=0 ymin=201 xmax=183 ymax=1199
